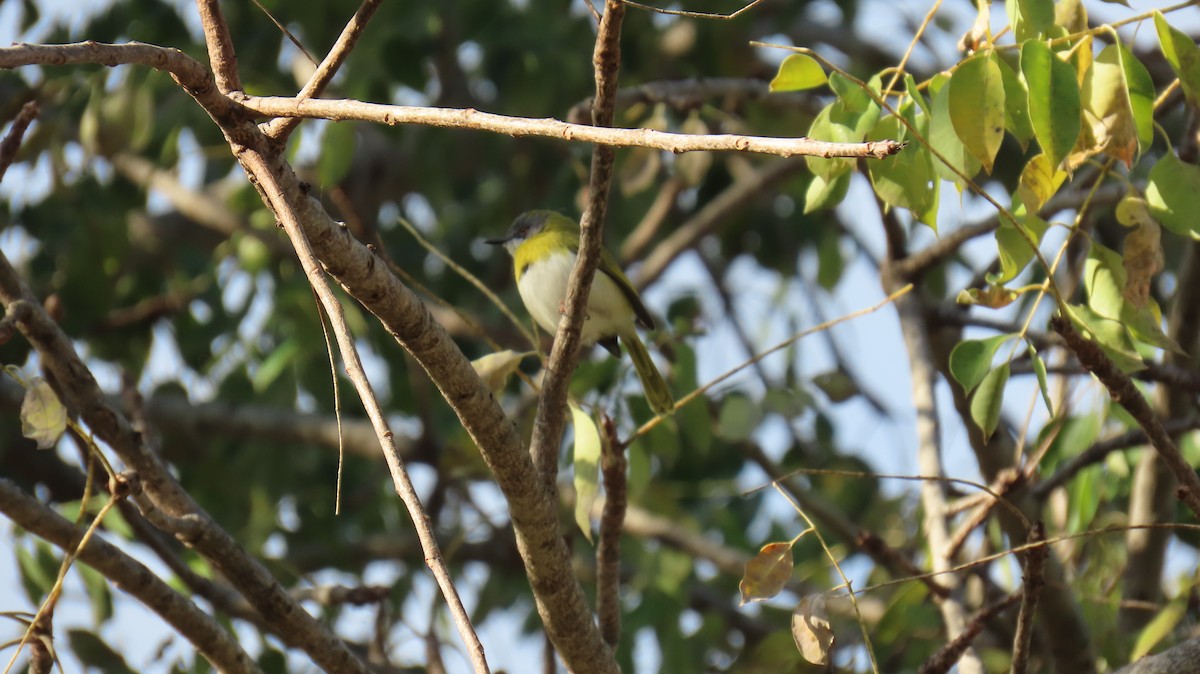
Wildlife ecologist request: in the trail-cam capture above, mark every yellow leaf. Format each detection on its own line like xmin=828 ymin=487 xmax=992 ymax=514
xmin=470 ymin=350 xmax=532 ymax=395
xmin=21 ymin=377 xmax=67 ymax=450
xmin=792 ymin=595 xmax=835 ymax=665
xmin=1123 ymin=219 xmax=1163 ymax=310
xmin=739 ymin=541 xmax=794 ymax=605
xmin=1018 ymin=154 xmax=1067 ymax=213
xmin=570 ymin=402 xmax=601 ymax=543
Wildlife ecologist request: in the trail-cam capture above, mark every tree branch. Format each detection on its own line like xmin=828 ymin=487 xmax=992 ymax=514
xmin=1051 ymin=316 xmax=1200 ymax=518
xmin=232 ymin=93 xmax=903 ymax=158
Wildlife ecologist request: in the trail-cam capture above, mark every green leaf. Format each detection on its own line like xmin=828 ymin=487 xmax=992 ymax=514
xmin=1067 ymin=463 xmax=1100 ymax=532
xmin=1054 ymin=0 xmax=1087 ymax=33
xmin=997 ymin=55 xmax=1034 ymax=148
xmin=1146 ymin=152 xmax=1200 ymax=237
xmin=970 ymin=363 xmax=1010 ymax=439
xmin=867 ymin=115 xmax=936 ymax=227
xmin=930 ymin=74 xmax=981 ymax=186
xmin=68 ymin=630 xmax=137 ymax=674
xmin=252 ymin=336 xmax=300 ymax=393
xmin=17 ymin=541 xmax=59 ymax=604
xmin=1155 ymin=11 xmax=1200 ymax=107
xmin=78 ymin=564 xmax=114 ymax=625
xmin=1006 ymin=0 xmax=1054 ymax=41
xmin=1021 ymin=40 xmax=1081 ymax=168
xmin=1028 ymin=343 xmax=1053 ymax=417
xmin=805 ymin=78 xmax=880 ymax=181
xmin=905 ymin=73 xmax=931 ymax=117
xmin=1131 ymin=599 xmax=1187 ymax=660
xmin=717 ymin=393 xmax=762 ymax=442
xmin=949 ymin=334 xmax=1013 ymax=393
xmin=994 ymin=214 xmax=1048 ymax=284
xmin=769 ymin=54 xmax=827 ymax=92
xmin=1064 ymin=303 xmax=1144 ymax=372
xmin=949 ymin=52 xmax=1006 ymax=173
xmin=804 ymin=171 xmax=850 ymax=213
xmin=21 ymin=376 xmax=67 ymax=449
xmin=570 ymin=402 xmax=601 ymax=543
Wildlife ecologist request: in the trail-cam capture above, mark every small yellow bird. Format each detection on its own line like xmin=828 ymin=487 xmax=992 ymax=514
xmin=487 ymin=210 xmax=674 ymax=416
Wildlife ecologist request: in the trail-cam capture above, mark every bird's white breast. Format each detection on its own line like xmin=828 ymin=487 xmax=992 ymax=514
xmin=517 ymin=250 xmax=635 ymax=344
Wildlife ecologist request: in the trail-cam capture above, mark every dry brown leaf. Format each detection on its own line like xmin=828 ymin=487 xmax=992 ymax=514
xmin=738 ymin=541 xmax=793 ymax=605
xmin=792 ymin=594 xmax=835 ymax=665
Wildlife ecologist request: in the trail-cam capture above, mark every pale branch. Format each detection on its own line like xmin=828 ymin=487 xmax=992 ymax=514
xmin=1051 ymin=316 xmax=1200 ymax=518
xmin=237 ymin=149 xmax=490 ymax=674
xmin=231 ymin=93 xmax=903 ymax=159
xmin=0 ymin=478 xmax=262 ymax=674
xmin=195 ymin=0 xmax=241 ymax=92
xmin=1034 ymin=417 xmax=1200 ymax=498
xmin=265 ymin=0 xmax=384 ymax=142
xmin=631 ymin=156 xmax=808 ymax=288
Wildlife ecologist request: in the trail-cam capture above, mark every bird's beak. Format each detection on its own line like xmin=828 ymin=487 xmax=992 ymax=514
xmin=484 ymin=235 xmax=510 ymax=246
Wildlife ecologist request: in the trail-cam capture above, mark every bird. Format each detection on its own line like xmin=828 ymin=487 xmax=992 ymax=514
xmin=486 ymin=210 xmax=674 ymax=416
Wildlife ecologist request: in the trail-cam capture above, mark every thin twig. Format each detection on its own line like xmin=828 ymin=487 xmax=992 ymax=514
xmin=265 ymin=0 xmax=384 ymax=142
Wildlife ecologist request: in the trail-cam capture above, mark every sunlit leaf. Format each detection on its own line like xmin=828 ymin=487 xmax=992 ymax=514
xmin=471 ymin=349 xmax=531 ymax=395
xmin=1028 ymin=343 xmax=1053 ymax=416
xmin=1021 ymin=40 xmax=1081 ymax=168
xmin=792 ymin=594 xmax=835 ymax=665
xmin=949 ymin=52 xmax=1006 ymax=173
xmin=868 ymin=115 xmax=936 ymax=227
xmin=930 ymin=74 xmax=981 ymax=186
xmin=993 ymin=214 xmax=1048 ymax=284
xmin=997 ymin=55 xmax=1034 ymax=148
xmin=1054 ymin=0 xmax=1087 ymax=33
xmin=1155 ymin=11 xmax=1200 ymax=107
xmin=570 ymin=402 xmax=601 ymax=543
xmin=769 ymin=54 xmax=827 ymax=92
xmin=958 ymin=0 xmax=991 ymax=52
xmin=1146 ymin=152 xmax=1200 ymax=237
xmin=949 ymin=334 xmax=1013 ymax=393
xmin=1017 ymin=154 xmax=1067 ymax=212
xmin=1081 ymin=43 xmax=1146 ymax=166
xmin=739 ymin=541 xmax=794 ymax=605
xmin=804 ymin=171 xmax=850 ymax=214
xmin=969 ymin=363 xmax=1010 ymax=439
xmin=1064 ymin=303 xmax=1144 ymax=372
xmin=956 ymin=285 xmax=1019 ymax=309
xmin=1006 ymin=0 xmax=1054 ymax=43
xmin=21 ymin=377 xmax=67 ymax=450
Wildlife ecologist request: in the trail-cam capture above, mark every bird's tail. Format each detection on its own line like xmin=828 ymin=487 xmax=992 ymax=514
xmin=624 ymin=331 xmax=674 ymax=416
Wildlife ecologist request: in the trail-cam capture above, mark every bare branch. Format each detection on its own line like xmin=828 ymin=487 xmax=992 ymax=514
xmin=597 ymin=416 xmax=626 ymax=648
xmin=1011 ymin=523 xmax=1047 ymax=674
xmin=232 ymin=93 xmax=903 ymax=158
xmin=1051 ymin=316 xmax=1200 ymax=518
xmin=194 ymin=0 xmax=241 ymax=92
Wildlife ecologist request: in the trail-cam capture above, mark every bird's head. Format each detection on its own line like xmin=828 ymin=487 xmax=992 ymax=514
xmin=485 ymin=210 xmax=574 ymax=255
